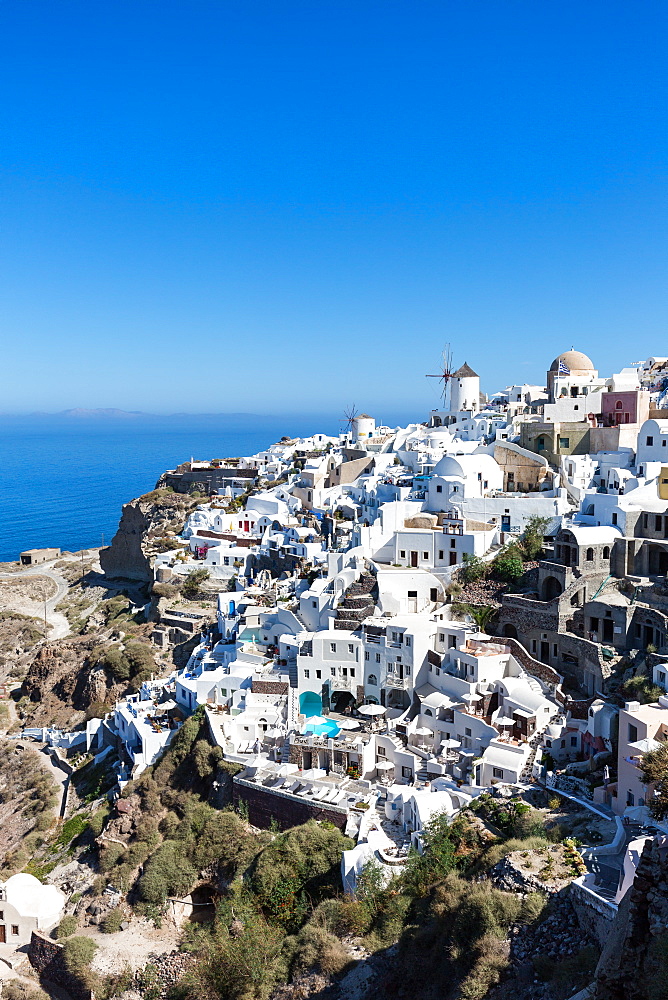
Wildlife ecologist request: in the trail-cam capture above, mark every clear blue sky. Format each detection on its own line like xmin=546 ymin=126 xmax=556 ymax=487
xmin=1 ymin=1 xmax=666 ymax=419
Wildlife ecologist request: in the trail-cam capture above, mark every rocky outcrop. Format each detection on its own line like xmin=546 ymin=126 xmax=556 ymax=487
xmin=100 ymin=491 xmax=199 ymax=582
xmin=594 ymin=837 xmax=668 ymax=999
xmin=20 ymin=636 xmax=131 ymax=726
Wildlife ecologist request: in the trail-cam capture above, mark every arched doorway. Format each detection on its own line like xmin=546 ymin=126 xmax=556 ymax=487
xmin=502 ymin=623 xmax=518 ymax=639
xmin=542 ymin=576 xmax=563 ymax=601
xmin=299 ymin=691 xmax=322 ymax=716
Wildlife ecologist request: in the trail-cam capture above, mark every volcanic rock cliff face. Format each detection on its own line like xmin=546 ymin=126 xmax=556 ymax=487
xmin=99 ymin=490 xmax=199 ymax=582
xmin=21 ymin=636 xmax=128 ymax=727
xmin=594 ymin=837 xmax=668 ymax=999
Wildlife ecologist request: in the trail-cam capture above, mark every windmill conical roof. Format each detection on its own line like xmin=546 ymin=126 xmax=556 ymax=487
xmin=453 ymin=362 xmax=478 ymax=378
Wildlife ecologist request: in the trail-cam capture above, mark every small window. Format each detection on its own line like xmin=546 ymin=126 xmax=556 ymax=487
xmin=586 ymin=547 xmax=594 ymax=561
xmin=465 ymin=727 xmax=471 ymax=736
xmin=316 ymin=669 xmax=321 ymax=679
xmin=430 ymin=588 xmax=438 ymax=602
xmin=603 ymin=546 xmax=610 ymax=559
xmin=348 ymin=643 xmax=354 ymax=653
xmin=450 ymin=539 xmax=456 ymax=548
xmin=570 ymin=736 xmax=577 ymax=746
xmin=400 ymin=550 xmax=406 ymax=559
xmin=350 ymin=668 xmax=355 ymax=677
xmin=647 ymin=436 xmax=654 ymax=446
xmin=11 ymin=925 xmax=19 ymax=936
xmin=368 ymin=674 xmax=377 ymax=686
xmin=304 ymin=669 xmax=309 ymax=679
xmin=364 ymin=651 xmax=369 ymax=660
xmin=436 ymin=484 xmax=442 ymax=493
xmin=405 ymin=636 xmax=410 ymax=647
xmin=492 ymin=767 xmax=504 ymax=779
xmin=376 ymin=653 xmax=381 ymax=663
xmin=377 ymin=745 xmax=386 ymax=756
xmin=423 ymin=551 xmax=429 ymax=560
xmin=330 ymin=643 xmax=336 ymax=652
xmin=312 ymin=600 xmax=317 ymax=607
xmin=628 ymin=723 xmax=638 ymax=743
xmin=612 ymin=513 xmax=618 ymax=525
xmin=559 ymin=437 xmax=570 ymax=449
xmin=331 ymin=667 xmax=336 ymax=675
xmin=402 ymin=766 xmax=413 ymax=778
xmin=438 ymin=550 xmax=444 ymax=559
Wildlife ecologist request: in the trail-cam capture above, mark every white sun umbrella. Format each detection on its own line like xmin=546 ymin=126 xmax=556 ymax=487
xmin=337 ymin=718 xmax=361 ymax=731
xmin=375 ymin=760 xmax=395 ymax=770
xmin=357 ymin=704 xmax=386 ymax=717
xmin=440 ymin=738 xmax=462 ymax=750
xmin=461 ymin=692 xmax=482 ymax=702
xmin=414 ymin=726 xmax=433 ymax=737
xmin=495 ymin=716 xmax=516 ymax=728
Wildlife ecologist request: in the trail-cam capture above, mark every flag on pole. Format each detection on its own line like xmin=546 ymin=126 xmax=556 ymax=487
xmin=558 ymin=360 xmax=570 ymax=375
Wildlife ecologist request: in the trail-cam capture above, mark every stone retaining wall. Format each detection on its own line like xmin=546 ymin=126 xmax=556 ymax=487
xmin=233 ymin=777 xmax=348 ymax=831
xmin=29 ymin=932 xmax=93 ymax=1000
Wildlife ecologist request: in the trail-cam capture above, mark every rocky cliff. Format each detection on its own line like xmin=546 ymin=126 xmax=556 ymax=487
xmin=594 ymin=837 xmax=668 ymax=999
xmin=20 ymin=633 xmax=154 ymax=727
xmin=99 ymin=489 xmax=200 ymax=583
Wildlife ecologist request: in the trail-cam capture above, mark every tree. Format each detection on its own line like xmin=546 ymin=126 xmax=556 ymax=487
xmin=520 ymin=516 xmax=550 ymax=561
xmin=638 ymin=741 xmax=668 ymax=819
xmin=401 ymin=812 xmax=457 ymax=895
xmin=182 ymin=568 xmax=210 ymax=599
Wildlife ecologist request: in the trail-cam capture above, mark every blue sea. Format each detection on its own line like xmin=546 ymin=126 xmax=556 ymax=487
xmin=0 ymin=415 xmax=338 ymax=562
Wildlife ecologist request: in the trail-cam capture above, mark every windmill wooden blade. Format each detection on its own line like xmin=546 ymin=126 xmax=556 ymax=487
xmin=426 ymin=344 xmax=454 ymax=403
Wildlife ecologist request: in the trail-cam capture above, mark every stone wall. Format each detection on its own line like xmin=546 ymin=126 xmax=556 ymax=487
xmin=499 ymin=595 xmax=559 ymax=634
xmin=233 ymin=777 xmax=348 ymax=831
xmin=29 ymin=932 xmax=92 ymax=1000
xmin=569 ymin=879 xmax=618 ymax=948
xmin=252 ymin=679 xmax=289 ymax=695
xmin=503 ymin=636 xmax=565 ymax=699
xmin=594 ymin=837 xmax=668 ymax=999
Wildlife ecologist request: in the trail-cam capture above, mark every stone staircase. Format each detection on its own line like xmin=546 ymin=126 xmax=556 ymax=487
xmin=519 ymin=730 xmax=546 ymax=784
xmin=334 ymin=571 xmax=378 ymax=630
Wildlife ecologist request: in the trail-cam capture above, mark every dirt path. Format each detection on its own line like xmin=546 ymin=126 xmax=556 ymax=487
xmin=0 ymin=563 xmax=71 ymax=640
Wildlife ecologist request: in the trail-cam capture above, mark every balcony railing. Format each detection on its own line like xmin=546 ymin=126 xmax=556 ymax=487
xmin=385 ymin=674 xmax=410 ymax=689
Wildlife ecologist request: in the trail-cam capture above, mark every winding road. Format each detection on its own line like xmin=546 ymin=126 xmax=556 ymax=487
xmin=0 ymin=562 xmax=72 ymax=639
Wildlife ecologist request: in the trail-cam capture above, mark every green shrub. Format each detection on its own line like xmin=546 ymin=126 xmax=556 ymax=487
xmin=621 ymin=674 xmax=663 ymax=705
xmin=55 ymin=914 xmax=78 ymax=938
xmin=250 ymin=821 xmax=352 ymax=929
xmin=136 ymin=841 xmax=197 ymax=906
xmin=62 ymin=935 xmax=97 ymax=973
xmin=100 ymin=908 xmax=123 ymax=933
xmin=285 ymin=922 xmax=351 ymax=978
xmin=182 ymin=569 xmax=210 ymax=599
xmin=98 ymin=842 xmax=125 ymax=872
xmin=460 ymin=554 xmax=488 ymax=584
xmin=491 ymin=545 xmax=524 ymax=582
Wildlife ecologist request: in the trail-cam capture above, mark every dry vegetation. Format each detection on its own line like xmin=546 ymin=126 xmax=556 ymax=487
xmin=0 ymin=740 xmax=61 ymax=874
